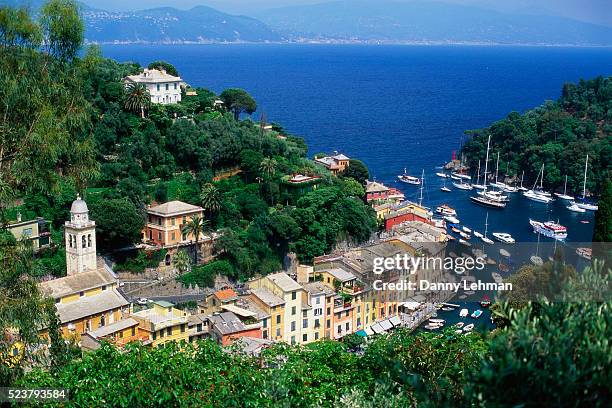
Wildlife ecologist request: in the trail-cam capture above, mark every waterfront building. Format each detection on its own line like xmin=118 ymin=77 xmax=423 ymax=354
xmin=384 ymin=200 xmax=433 ymax=231
xmin=123 ymin=68 xmax=184 ymax=104
xmin=365 ymin=181 xmax=405 ymax=204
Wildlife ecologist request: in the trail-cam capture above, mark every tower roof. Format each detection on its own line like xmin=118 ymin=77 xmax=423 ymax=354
xmin=70 ymin=195 xmax=88 ymax=214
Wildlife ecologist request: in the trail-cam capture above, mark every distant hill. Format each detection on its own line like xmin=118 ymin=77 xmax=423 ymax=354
xmin=255 ymin=0 xmax=612 ymax=46
xmin=0 ymin=1 xmax=282 ymax=43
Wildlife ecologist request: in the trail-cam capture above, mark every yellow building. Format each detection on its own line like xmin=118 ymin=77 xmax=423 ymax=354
xmin=80 ymin=318 xmax=145 ymax=351
xmin=248 ymin=272 xmax=306 ymax=345
xmin=131 ymin=301 xmax=189 ymax=347
xmin=248 ymin=287 xmax=285 ymax=342
xmin=39 ymin=268 xmax=129 ymax=340
xmin=6 ymin=215 xmax=51 ymax=250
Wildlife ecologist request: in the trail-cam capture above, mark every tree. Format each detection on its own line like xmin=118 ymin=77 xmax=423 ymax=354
xmin=124 ymin=83 xmax=151 ymax=118
xmin=220 ymin=88 xmax=257 ymax=120
xmin=260 ymin=157 xmax=277 ymax=205
xmin=341 ymin=159 xmax=369 ymax=185
xmin=39 ymin=0 xmax=83 ymax=62
xmin=181 ymin=215 xmax=209 ymax=263
xmin=89 ymin=198 xmax=144 ymax=251
xmin=172 ymin=249 xmax=191 ymax=275
xmin=592 ymin=179 xmax=612 ymax=269
xmin=147 ymin=60 xmax=178 ymax=77
xmin=200 ymin=183 xmax=222 ymax=216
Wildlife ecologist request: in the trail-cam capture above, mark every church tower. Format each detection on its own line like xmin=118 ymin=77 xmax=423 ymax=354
xmin=65 ymin=195 xmax=97 ymax=275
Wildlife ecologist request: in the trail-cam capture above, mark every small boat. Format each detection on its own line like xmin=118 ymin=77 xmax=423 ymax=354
xmin=451 ymin=227 xmax=461 ymax=234
xmin=436 ymin=172 xmax=449 ymax=178
xmin=530 ymin=255 xmax=543 ymax=266
xmin=567 ymin=202 xmax=586 ymax=213
xmin=454 ymin=329 xmax=463 ymax=334
xmin=576 ymin=200 xmax=598 ymax=211
xmin=462 ymin=226 xmax=472 ymax=233
xmin=429 ymin=318 xmax=445 ymax=324
xmin=470 ymin=195 xmax=506 ymax=209
xmin=492 ymin=232 xmax=515 ymax=244
xmin=436 ymin=204 xmax=457 ymax=216
xmin=459 ymin=308 xmax=469 ymax=317
xmin=576 ymin=247 xmax=592 ymax=260
xmin=580 ymin=220 xmax=590 ymax=224
xmin=480 ymin=295 xmax=491 ymax=308
xmin=453 ymin=182 xmax=473 ymax=190
xmin=529 ymin=219 xmax=568 ymax=241
xmin=440 ymin=186 xmax=451 ymax=192
xmin=523 ymin=189 xmax=553 ymax=203
xmin=398 ymin=168 xmax=421 ymax=185
xmin=452 ymin=172 xmax=471 ymax=181
xmin=458 ymin=295 xmax=467 ymax=300
xmin=459 ymin=231 xmax=471 ymax=240
xmin=455 ymin=322 xmax=465 ymax=329
xmin=481 ymin=236 xmax=494 ymax=244
xmin=444 ymin=215 xmax=460 ymax=224
xmin=473 ymin=231 xmax=483 ymax=238
xmin=450 ymin=174 xmax=462 ymax=181
xmin=555 ymin=175 xmax=574 ymax=201
xmin=463 ymin=323 xmax=475 ymax=332
xmin=459 ymin=239 xmax=471 ymax=247
xmin=424 ymin=324 xmax=442 ymax=330
xmin=441 ymin=307 xmax=454 ymax=311
xmin=471 ymin=309 xmax=483 ymax=318
xmin=491 ymin=272 xmax=503 ymax=284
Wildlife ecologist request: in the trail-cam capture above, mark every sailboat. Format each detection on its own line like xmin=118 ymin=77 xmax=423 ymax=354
xmin=489 ymin=152 xmax=505 ymax=189
xmin=575 ymin=155 xmax=598 ymax=211
xmin=522 ymin=164 xmax=553 ymax=203
xmin=517 ymin=171 xmax=528 ymax=192
xmin=440 ymin=174 xmax=451 ymax=192
xmin=554 ymin=175 xmax=574 ymax=200
xmin=481 ymin=212 xmax=494 ymax=244
xmin=472 ymin=159 xmax=486 ymax=190
xmin=567 ymin=201 xmax=586 ymax=213
xmin=470 ymin=136 xmax=506 ymax=209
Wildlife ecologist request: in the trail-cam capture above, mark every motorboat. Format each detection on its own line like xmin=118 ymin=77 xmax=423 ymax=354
xmin=441 ymin=307 xmax=454 ymax=311
xmin=567 ymin=202 xmax=586 ymax=213
xmin=436 ymin=204 xmax=457 ymax=216
xmin=398 ymin=168 xmax=421 ymax=185
xmin=455 ymin=322 xmax=465 ymax=329
xmin=491 ymin=272 xmax=503 ymax=284
xmin=492 ymin=232 xmax=515 ymax=244
xmin=471 ymin=309 xmax=483 ymax=318
xmin=523 ymin=189 xmax=553 ymax=203
xmin=529 ymin=219 xmax=568 ymax=241
xmin=576 ymin=247 xmax=592 ymax=261
xmin=530 ymin=255 xmax=543 ymax=266
xmin=459 ymin=239 xmax=471 ymax=247
xmin=473 ymin=231 xmax=483 ymax=238
xmin=481 ymin=236 xmax=494 ymax=244
xmin=462 ymin=226 xmax=472 ymax=233
xmin=459 ymin=308 xmax=469 ymax=317
xmin=441 ymin=186 xmax=451 ymax=192
xmin=453 ymin=182 xmax=473 ymax=190
xmin=450 ymin=174 xmax=462 ymax=181
xmin=477 ymin=190 xmax=509 ymax=202
xmin=429 ymin=318 xmax=445 ymax=324
xmin=500 ymin=184 xmax=518 ymax=193
xmin=451 ymin=227 xmax=461 ymax=234
xmin=424 ymin=324 xmax=442 ymax=330
xmin=451 ymin=172 xmax=471 ymax=181
xmin=576 ymin=200 xmax=598 ymax=211
xmin=459 ymin=231 xmax=471 ymax=240
xmin=463 ymin=323 xmax=475 ymax=332
xmin=472 ymin=183 xmax=487 ymax=190
xmin=436 ymin=172 xmax=449 ymax=178
xmin=444 ymin=215 xmax=460 ymax=224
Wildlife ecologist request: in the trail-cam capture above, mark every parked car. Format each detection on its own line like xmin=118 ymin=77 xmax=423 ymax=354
xmin=136 ymin=297 xmax=149 ymax=305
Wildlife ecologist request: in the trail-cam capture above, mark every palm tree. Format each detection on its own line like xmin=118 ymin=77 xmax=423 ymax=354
xmin=259 ymin=157 xmax=277 ymax=205
xmin=124 ymin=83 xmax=151 ymax=118
xmin=172 ymin=249 xmax=191 ymax=275
xmin=181 ymin=215 xmax=209 ymax=263
xmin=200 ymin=183 xmax=222 ymax=216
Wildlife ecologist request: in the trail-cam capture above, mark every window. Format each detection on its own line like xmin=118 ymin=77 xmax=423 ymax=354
xmin=316 ymin=297 xmax=321 ymax=304
xmin=357 ymin=318 xmax=361 ymax=327
xmin=303 ymin=319 xmax=307 ymax=328
xmin=167 ymin=327 xmax=172 ymax=336
xmin=326 ymin=319 xmax=330 ymax=329
xmin=149 ymin=231 xmax=152 ymax=240
xmin=345 ymin=311 xmax=349 ymax=317
xmin=171 ymin=232 xmax=176 ymax=241
xmin=100 ymin=314 xmax=105 ymax=327
xmin=79 ymin=291 xmax=84 ymax=297
xmin=263 ymin=319 xmax=267 ymax=328
xmin=88 ymin=234 xmax=92 ymax=247
xmin=181 ymin=324 xmax=185 ymax=333
xmin=197 ymin=324 xmax=202 ymax=332
xmin=157 ymin=84 xmax=160 ymax=91
xmin=291 ymin=306 xmax=296 ymax=316
xmin=158 ymin=232 xmax=162 ymax=240
xmin=165 ymin=84 xmax=169 ymax=90
xmin=23 ymin=227 xmax=32 ymax=237
xmin=55 ymin=298 xmax=60 ymax=304
xmin=314 ymin=308 xmax=322 ymax=316
xmin=291 ymin=321 xmax=296 ymax=332
xmin=327 ymin=307 xmax=331 ymax=315
xmin=263 ymin=330 xmax=268 ymax=339
xmin=291 ymin=336 xmax=296 ymax=345
xmin=276 ymin=328 xmax=281 ymax=337
xmin=357 ymin=305 xmax=361 ymax=313
xmin=291 ymin=291 xmax=297 ymax=300
xmin=153 ymin=332 xmax=157 ymax=340
xmin=276 ymin=315 xmax=281 ymax=324
xmin=302 ymin=333 xmax=307 ymax=342
xmin=174 ymin=83 xmax=177 ymax=90
xmin=101 ymin=285 xmax=106 ymax=291
xmin=345 ymin=322 xmax=349 ymax=331
xmin=131 ymin=327 xmax=136 ymax=336
xmin=314 ymin=319 xmax=320 ymax=328
xmin=315 ymin=332 xmax=319 ymax=340
xmin=82 ymin=236 xmax=86 ymax=248
xmin=172 ymin=218 xmax=176 ymax=226
xmin=337 ymin=325 xmax=342 ymax=334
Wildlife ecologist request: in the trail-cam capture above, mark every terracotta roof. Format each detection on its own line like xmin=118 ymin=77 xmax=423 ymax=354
xmin=215 ymin=288 xmax=238 ymax=301
xmin=147 ymin=201 xmax=203 ymax=216
xmin=39 ymin=269 xmax=115 ymax=299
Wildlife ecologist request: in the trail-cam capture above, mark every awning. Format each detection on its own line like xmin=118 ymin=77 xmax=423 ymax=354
xmin=402 ymin=301 xmax=421 ymax=311
xmin=370 ymin=323 xmax=384 ymax=334
xmin=389 ymin=316 xmax=401 ymax=327
xmin=364 ymin=327 xmax=375 ymax=336
xmin=379 ymin=320 xmax=393 ymax=331
xmin=355 ymin=329 xmax=368 ymax=337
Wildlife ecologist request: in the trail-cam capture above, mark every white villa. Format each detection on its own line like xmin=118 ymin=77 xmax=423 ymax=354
xmin=123 ymin=68 xmax=184 ymax=105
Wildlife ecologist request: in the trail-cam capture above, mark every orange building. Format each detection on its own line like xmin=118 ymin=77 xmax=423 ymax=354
xmin=144 ymin=201 xmax=204 ymax=247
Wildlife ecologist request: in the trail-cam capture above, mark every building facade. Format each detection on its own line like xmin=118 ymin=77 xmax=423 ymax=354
xmin=6 ymin=215 xmax=51 ymax=250
xmin=65 ymin=195 xmax=97 ymax=275
xmin=123 ymin=68 xmax=184 ymax=105
xmin=144 ymin=201 xmax=205 ymax=247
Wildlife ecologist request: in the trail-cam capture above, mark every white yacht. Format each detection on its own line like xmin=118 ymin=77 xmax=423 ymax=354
xmin=529 ymin=219 xmax=568 ymax=241
xmin=575 ymin=155 xmax=599 ymax=211
xmin=436 ymin=204 xmax=456 ymax=216
xmin=398 ymin=168 xmax=421 ymax=185
xmin=452 ymin=181 xmax=473 ymax=190
xmin=554 ymin=175 xmax=574 ymax=200
xmin=567 ymin=202 xmax=586 ymax=213
xmin=492 ymin=232 xmax=515 ymax=244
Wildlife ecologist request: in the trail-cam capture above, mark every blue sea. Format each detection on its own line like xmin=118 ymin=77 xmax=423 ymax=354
xmin=101 ymin=44 xmax=612 ymax=246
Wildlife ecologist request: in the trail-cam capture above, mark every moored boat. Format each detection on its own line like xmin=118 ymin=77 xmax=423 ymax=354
xmin=440 ymin=186 xmax=451 ymax=192
xmin=576 ymin=247 xmax=592 ymax=260
xmin=459 ymin=308 xmax=469 ymax=317
xmin=436 ymin=172 xmax=449 ymax=178
xmin=492 ymin=232 xmax=515 ymax=244
xmin=470 ymin=195 xmax=506 ymax=209
xmin=480 ymin=295 xmax=491 ymax=308
xmin=471 ymin=309 xmax=483 ymax=318
xmin=453 ymin=181 xmax=473 ymax=190
xmin=463 ymin=323 xmax=475 ymax=332
xmin=567 ymin=202 xmax=586 ymax=213
xmin=444 ymin=215 xmax=460 ymax=224
xmin=529 ymin=219 xmax=568 ymax=241
xmin=398 ymin=168 xmax=421 ymax=185
xmin=436 ymin=204 xmax=457 ymax=216
xmin=491 ymin=272 xmax=503 ymax=284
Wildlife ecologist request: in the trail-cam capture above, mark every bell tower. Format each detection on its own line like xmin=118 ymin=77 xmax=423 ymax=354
xmin=65 ymin=195 xmax=97 ymax=275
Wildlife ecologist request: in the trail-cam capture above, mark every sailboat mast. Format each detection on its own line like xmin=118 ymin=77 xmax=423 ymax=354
xmin=540 ymin=164 xmax=544 ymax=190
xmin=582 ymin=154 xmax=589 ymax=199
xmin=495 ymin=152 xmax=499 ymax=184
xmin=476 ymin=160 xmax=481 ymax=185
xmin=520 ymin=171 xmax=524 ymax=188
xmin=484 ymin=212 xmax=489 ymax=237
xmin=419 ymin=169 xmax=424 ymax=206
xmin=483 ymin=135 xmax=490 ymax=190
xmin=563 ymin=175 xmax=568 ymax=195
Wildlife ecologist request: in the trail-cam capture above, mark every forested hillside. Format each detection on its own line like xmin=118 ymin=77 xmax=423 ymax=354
xmin=461 ymin=76 xmax=611 ymax=196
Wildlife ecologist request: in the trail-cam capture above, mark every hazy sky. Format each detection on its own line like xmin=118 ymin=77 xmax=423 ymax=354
xmin=80 ymin=0 xmax=611 ymax=26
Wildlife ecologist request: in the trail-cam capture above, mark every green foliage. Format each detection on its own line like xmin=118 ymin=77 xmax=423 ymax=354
xmin=124 ymin=82 xmax=151 ymax=118
xmin=178 ymin=260 xmax=233 ymax=288
xmin=220 ymin=88 xmax=257 ymax=120
xmin=39 ymin=0 xmax=83 ymax=62
xmin=147 ymin=60 xmax=178 ymax=77
xmin=114 ymin=249 xmax=166 ymax=273
xmin=172 ymin=249 xmax=191 ymax=275
xmin=341 ymin=159 xmax=369 ymax=185
xmin=89 ymin=198 xmax=145 ymax=251
xmin=461 ymin=77 xmax=612 ymax=194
